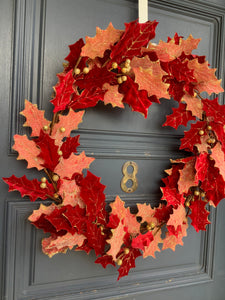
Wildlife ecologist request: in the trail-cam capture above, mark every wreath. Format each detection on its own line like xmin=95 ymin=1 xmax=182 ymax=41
xmin=3 ymin=19 xmax=225 ymax=281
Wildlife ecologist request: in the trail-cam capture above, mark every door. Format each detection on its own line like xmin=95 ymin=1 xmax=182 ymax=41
xmin=1 ymin=0 xmax=225 ymax=299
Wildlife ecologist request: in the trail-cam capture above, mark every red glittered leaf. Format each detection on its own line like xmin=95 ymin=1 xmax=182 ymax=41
xmin=201 ymin=160 xmax=225 ymax=207
xmin=154 ymin=204 xmax=173 ymax=223
xmin=211 ymin=122 xmax=225 ymax=152
xmin=42 ymin=232 xmax=86 ymax=257
xmin=3 ymin=175 xmax=55 ymax=202
xmin=45 ymin=206 xmax=74 ymax=233
xmin=60 ymin=136 xmax=80 ymax=159
xmin=202 ymin=98 xmax=225 ymax=125
xmin=110 ymin=19 xmax=158 ymax=64
xmin=81 ymin=22 xmax=123 ymax=59
xmin=119 ymin=76 xmax=152 ymax=118
xmin=64 ymin=38 xmax=87 ymax=72
xmin=163 ymin=103 xmax=196 ymax=129
xmin=35 ymin=130 xmax=60 ymax=171
xmin=63 ymin=205 xmax=87 ymax=234
xmin=76 ymin=66 xmax=116 ymax=90
xmin=180 ymin=121 xmax=207 ymax=151
xmin=131 ymin=231 xmax=153 ymax=251
xmin=69 ymin=88 xmax=105 ymax=110
xmin=117 ymin=247 xmax=142 ymax=280
xmin=80 ymin=171 xmax=106 ymax=224
xmin=95 ymin=255 xmax=116 ymax=268
xmin=51 ymin=70 xmax=76 ymax=113
xmin=195 ymin=152 xmax=210 ymax=183
xmin=20 ymin=100 xmax=51 ymax=137
xmin=107 ymin=214 xmax=120 ymax=229
xmin=85 ymin=222 xmax=106 ymax=256
xmin=189 ymin=200 xmax=210 ymax=232
xmin=161 ymin=186 xmax=185 ymax=208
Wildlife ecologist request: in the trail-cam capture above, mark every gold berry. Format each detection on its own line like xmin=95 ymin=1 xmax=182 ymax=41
xmin=60 ymin=127 xmax=66 ymax=133
xmin=125 ymin=59 xmax=131 ymax=64
xmin=41 ymin=177 xmax=47 ymax=183
xmin=185 ymin=201 xmax=190 ymax=207
xmin=58 ymin=150 xmax=63 ymax=156
xmin=117 ymin=259 xmax=123 ymax=266
xmin=83 ymin=67 xmax=89 ymax=74
xmin=199 ymin=130 xmax=204 ymax=136
xmin=74 ymin=68 xmax=81 ymax=75
xmin=200 ymin=192 xmax=206 ymax=198
xmin=150 ymin=222 xmax=155 ymax=229
xmin=121 ymin=67 xmax=128 ymax=74
xmin=122 ymin=75 xmax=127 ymax=82
xmin=124 ymin=248 xmax=130 ymax=254
xmin=117 ymin=77 xmax=123 ymax=84
xmin=112 ymin=62 xmax=118 ymax=69
xmin=43 ymin=125 xmax=48 ymax=131
xmin=194 ymin=190 xmax=200 ymax=196
xmin=40 ymin=182 xmax=47 ymax=189
xmin=53 ymin=193 xmax=58 ymax=198
xmin=52 ymin=174 xmax=59 ymax=182
xmin=207 ymin=125 xmax=212 ymax=131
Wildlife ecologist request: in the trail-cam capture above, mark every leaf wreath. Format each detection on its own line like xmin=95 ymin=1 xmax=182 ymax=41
xmin=3 ymin=19 xmax=224 ymax=281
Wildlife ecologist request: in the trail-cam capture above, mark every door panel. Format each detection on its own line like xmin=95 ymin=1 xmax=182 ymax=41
xmin=1 ymin=0 xmax=225 ymax=299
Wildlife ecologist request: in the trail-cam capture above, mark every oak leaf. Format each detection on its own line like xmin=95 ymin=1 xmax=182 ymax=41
xmin=110 ymin=196 xmax=140 ymax=234
xmin=13 ymin=134 xmax=43 ymax=170
xmin=182 ymin=93 xmax=203 ymax=119
xmin=132 ymin=58 xmax=170 ymax=99
xmin=107 ymin=220 xmax=126 ymax=261
xmin=42 ymin=232 xmax=86 ymax=257
xmin=178 ymin=156 xmax=196 ymax=193
xmin=102 ymin=83 xmax=124 ymax=108
xmin=143 ymin=231 xmax=163 ymax=258
xmin=162 ymin=221 xmax=188 ymax=251
xmin=58 ymin=179 xmax=84 ymax=207
xmin=51 ymin=109 xmax=84 ymax=145
xmin=3 ymin=175 xmax=55 ymax=202
xmin=28 ymin=203 xmax=57 ymax=222
xmin=54 ymin=151 xmax=95 ymax=179
xmin=188 ymin=59 xmax=224 ymax=95
xmin=20 ymin=100 xmax=51 ymax=137
xmin=211 ymin=143 xmax=225 ymax=180
xmin=81 ymin=22 xmax=123 ymax=59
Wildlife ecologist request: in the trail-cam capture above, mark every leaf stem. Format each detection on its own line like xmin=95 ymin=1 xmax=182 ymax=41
xmin=44 ymin=168 xmax=58 ymax=193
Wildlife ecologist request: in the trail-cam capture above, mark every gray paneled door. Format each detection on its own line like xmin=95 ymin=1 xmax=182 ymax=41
xmin=1 ymin=0 xmax=225 ymax=299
